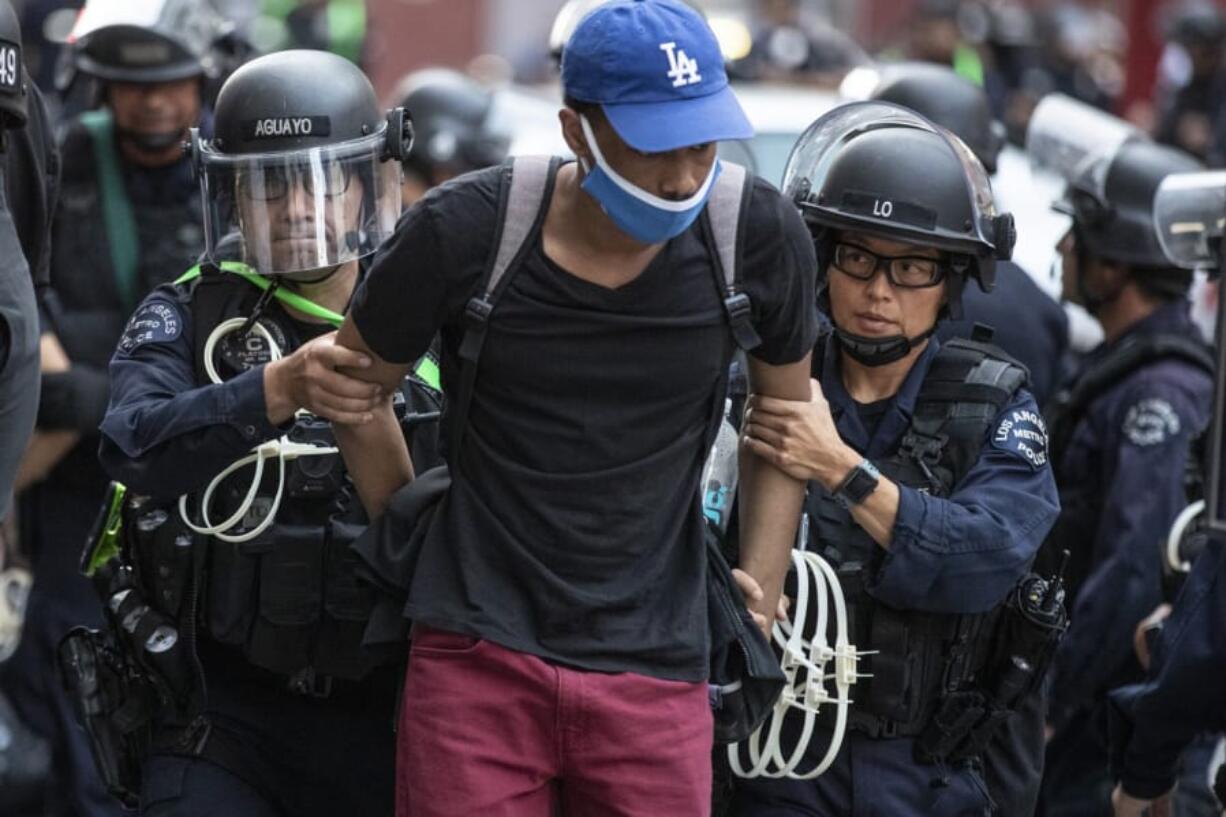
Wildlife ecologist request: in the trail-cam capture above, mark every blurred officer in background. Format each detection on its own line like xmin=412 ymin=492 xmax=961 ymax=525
xmin=1 ymin=3 xmax=231 ymax=815
xmin=1155 ymin=2 xmax=1226 ymax=163
xmin=1036 ymin=110 xmax=1212 ymax=815
xmin=87 ymin=49 xmax=437 ymax=815
xmin=732 ymin=100 xmax=1060 ymax=817
xmin=393 ymin=68 xmax=510 ymax=208
xmin=869 ymin=62 xmax=1069 ymax=408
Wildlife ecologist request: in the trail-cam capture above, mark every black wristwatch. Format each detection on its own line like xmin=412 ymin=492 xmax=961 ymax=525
xmin=834 ymin=459 xmax=880 ymax=509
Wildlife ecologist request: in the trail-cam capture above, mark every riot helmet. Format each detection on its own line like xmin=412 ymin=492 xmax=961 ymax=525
xmin=189 ymin=50 xmax=412 ymax=276
xmin=67 ymin=0 xmax=229 ymax=85
xmin=868 ymin=62 xmax=1005 ymax=174
xmin=1028 ymin=94 xmax=1202 ymax=294
xmin=0 ymin=1 xmax=25 ymax=130
xmin=394 ymin=68 xmax=510 ymax=185
xmin=783 ymin=101 xmax=1015 ymax=365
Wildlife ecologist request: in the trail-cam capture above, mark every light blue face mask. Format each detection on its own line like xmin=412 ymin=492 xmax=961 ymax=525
xmin=578 ymin=114 xmax=721 ymax=245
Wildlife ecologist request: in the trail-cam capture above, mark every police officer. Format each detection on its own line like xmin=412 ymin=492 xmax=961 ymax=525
xmin=1155 ymin=3 xmax=1226 ymax=162
xmin=0 ymin=0 xmax=44 ymax=519
xmin=869 ymin=62 xmax=1069 ymax=407
xmin=3 ymin=5 xmax=230 ymax=814
xmin=393 ymin=68 xmax=510 ymax=208
xmin=1107 ymin=533 xmax=1226 ymax=817
xmin=94 ymin=49 xmax=437 ymax=815
xmin=731 ymin=100 xmax=1060 ymax=816
xmin=1037 ymin=121 xmax=1213 ymax=814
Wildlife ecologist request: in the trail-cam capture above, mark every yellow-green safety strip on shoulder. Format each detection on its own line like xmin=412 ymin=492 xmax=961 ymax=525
xmin=953 ymin=44 xmax=984 ymax=87
xmin=174 ymin=263 xmax=442 ymax=390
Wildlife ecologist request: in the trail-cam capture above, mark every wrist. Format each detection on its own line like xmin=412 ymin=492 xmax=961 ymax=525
xmin=819 ymin=445 xmax=865 ymax=492
xmin=263 ymin=360 xmax=295 ymax=425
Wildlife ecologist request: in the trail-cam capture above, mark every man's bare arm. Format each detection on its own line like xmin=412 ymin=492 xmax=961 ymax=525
xmin=331 ymin=318 xmax=414 ymax=518
xmin=737 ymin=353 xmax=811 ymax=631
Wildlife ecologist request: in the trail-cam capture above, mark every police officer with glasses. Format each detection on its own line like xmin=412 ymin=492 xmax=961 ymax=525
xmin=88 ymin=49 xmax=438 ymax=816
xmin=730 ymin=101 xmax=1060 ymax=817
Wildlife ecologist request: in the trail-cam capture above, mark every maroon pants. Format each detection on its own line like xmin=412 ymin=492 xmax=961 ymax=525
xmin=397 ymin=627 xmax=713 ymax=817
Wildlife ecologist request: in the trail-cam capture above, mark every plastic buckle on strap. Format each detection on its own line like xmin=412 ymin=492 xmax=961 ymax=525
xmin=723 ymin=292 xmax=762 ymax=351
xmin=724 ymin=292 xmax=752 ymax=322
xmin=464 ymin=296 xmax=493 ymax=328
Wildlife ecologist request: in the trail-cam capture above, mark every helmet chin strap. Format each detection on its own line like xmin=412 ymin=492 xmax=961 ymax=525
xmin=834 ymin=324 xmax=937 ymax=367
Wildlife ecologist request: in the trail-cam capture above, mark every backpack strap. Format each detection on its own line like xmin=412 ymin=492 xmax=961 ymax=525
xmin=450 ymin=155 xmax=560 ymax=459
xmin=901 ymin=338 xmax=1030 ymax=494
xmin=1046 ymin=332 xmax=1213 ymax=456
xmin=701 ymin=162 xmax=760 ymax=352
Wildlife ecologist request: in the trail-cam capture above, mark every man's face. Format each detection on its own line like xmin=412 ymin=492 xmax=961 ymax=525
xmin=107 ymin=77 xmax=201 ymax=161
xmin=827 ymin=230 xmax=946 ymax=338
xmin=1058 ymin=226 xmax=1120 ymax=308
xmin=563 ymin=108 xmax=717 ymax=202
xmin=237 ymin=164 xmax=366 ymax=275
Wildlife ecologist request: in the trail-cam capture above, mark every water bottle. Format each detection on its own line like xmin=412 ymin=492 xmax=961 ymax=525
xmin=702 ymin=399 xmax=740 ymax=532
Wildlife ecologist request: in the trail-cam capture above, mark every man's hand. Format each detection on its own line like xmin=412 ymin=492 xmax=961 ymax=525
xmin=743 ymin=378 xmax=858 ymax=489
xmin=264 ymin=332 xmax=385 ymax=425
xmin=1133 ymin=604 xmax=1172 ymax=671
xmin=1112 ymin=784 xmax=1172 ymax=817
xmin=732 ymin=568 xmax=789 ymax=638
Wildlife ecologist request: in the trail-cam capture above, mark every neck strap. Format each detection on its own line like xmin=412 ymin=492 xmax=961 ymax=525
xmin=176 ymin=262 xmax=344 ymax=327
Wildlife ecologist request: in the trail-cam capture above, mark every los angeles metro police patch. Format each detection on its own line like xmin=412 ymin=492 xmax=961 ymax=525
xmin=117 ymin=300 xmax=183 ymax=356
xmin=1123 ymin=398 xmax=1181 ymax=446
xmin=991 ymin=408 xmax=1049 ymax=471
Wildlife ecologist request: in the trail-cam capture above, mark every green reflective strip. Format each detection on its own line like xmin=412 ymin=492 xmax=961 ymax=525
xmin=176 ymin=263 xmax=343 ymax=327
xmin=83 ymin=482 xmax=127 ymax=578
xmin=953 ymin=44 xmax=984 ymax=87
xmin=413 ymin=355 xmax=440 ymax=391
xmin=80 ymin=110 xmax=140 ymax=312
xmin=326 ymin=0 xmax=366 ymax=63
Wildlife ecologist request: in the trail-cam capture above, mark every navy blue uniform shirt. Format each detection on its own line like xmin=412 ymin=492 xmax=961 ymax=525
xmin=1110 ymin=536 xmax=1226 ymax=799
xmin=814 ymin=336 xmax=1060 ymax=614
xmin=1048 ymin=302 xmax=1213 ymax=729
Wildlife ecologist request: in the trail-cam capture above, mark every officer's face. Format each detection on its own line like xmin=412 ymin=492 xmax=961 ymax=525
xmin=107 ymin=78 xmax=202 ymax=163
xmin=237 ymin=169 xmax=366 ymax=273
xmin=1058 ymin=227 xmax=1123 ymax=308
xmin=827 ymin=231 xmax=946 ymax=338
xmin=560 ymin=108 xmax=717 ymax=202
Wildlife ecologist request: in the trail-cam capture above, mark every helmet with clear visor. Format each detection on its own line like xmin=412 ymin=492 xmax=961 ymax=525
xmin=782 ymin=100 xmax=1015 ymax=301
xmin=189 ymin=50 xmax=412 ymax=276
xmin=1154 ymin=171 xmax=1226 ymax=272
xmin=1027 ymin=94 xmax=1202 ymax=269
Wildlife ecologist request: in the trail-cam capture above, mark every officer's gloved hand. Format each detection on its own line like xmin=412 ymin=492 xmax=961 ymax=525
xmin=264 ymin=331 xmax=385 ymax=426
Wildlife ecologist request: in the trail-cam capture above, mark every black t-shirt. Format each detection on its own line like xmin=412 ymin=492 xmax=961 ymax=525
xmin=350 ymin=163 xmax=818 ymax=680
xmin=854 ymin=396 xmax=892 ymax=442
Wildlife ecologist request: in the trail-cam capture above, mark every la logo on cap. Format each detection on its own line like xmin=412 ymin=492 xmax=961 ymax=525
xmin=660 ymin=41 xmax=701 ymax=88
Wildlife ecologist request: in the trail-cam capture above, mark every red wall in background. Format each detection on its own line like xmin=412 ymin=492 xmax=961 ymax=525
xmin=365 ymin=0 xmax=486 ymax=102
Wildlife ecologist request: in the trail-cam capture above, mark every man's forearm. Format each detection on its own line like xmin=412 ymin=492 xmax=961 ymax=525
xmin=334 ymin=401 xmax=413 ymax=519
xmin=737 ymin=446 xmax=806 ymax=618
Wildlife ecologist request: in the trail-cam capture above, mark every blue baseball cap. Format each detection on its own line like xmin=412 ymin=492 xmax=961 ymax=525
xmin=561 ymin=0 xmax=754 ymax=153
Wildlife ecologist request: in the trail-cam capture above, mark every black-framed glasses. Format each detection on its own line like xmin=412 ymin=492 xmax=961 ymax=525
xmin=831 ymin=241 xmax=946 ymax=289
xmin=238 ymin=163 xmax=352 ymax=202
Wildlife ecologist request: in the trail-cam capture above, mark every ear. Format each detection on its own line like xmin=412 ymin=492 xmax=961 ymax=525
xmin=558 ymin=107 xmax=591 ymax=166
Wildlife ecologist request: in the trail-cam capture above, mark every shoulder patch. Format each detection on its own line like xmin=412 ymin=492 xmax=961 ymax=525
xmin=1123 ymin=398 xmax=1182 ymax=446
xmin=991 ymin=407 xmax=1049 ymax=471
xmin=117 ymin=300 xmax=184 ymax=356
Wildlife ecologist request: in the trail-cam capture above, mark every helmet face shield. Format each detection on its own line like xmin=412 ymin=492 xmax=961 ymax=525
xmin=1154 ymin=171 xmax=1226 ymax=270
xmin=1026 ymin=93 xmax=1141 ymax=205
xmin=199 ymin=131 xmax=401 ymax=275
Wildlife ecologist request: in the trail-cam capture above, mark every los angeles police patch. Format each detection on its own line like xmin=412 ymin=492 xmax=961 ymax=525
xmin=117 ymin=300 xmax=183 ymax=356
xmin=991 ymin=408 xmax=1049 ymax=471
xmin=1123 ymin=398 xmax=1181 ymax=446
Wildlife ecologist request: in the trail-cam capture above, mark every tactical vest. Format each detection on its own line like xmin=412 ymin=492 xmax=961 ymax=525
xmin=807 ymin=335 xmax=1029 ymax=737
xmin=1040 ymin=332 xmax=1213 ymax=597
xmin=126 ymin=266 xmax=442 ymax=683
